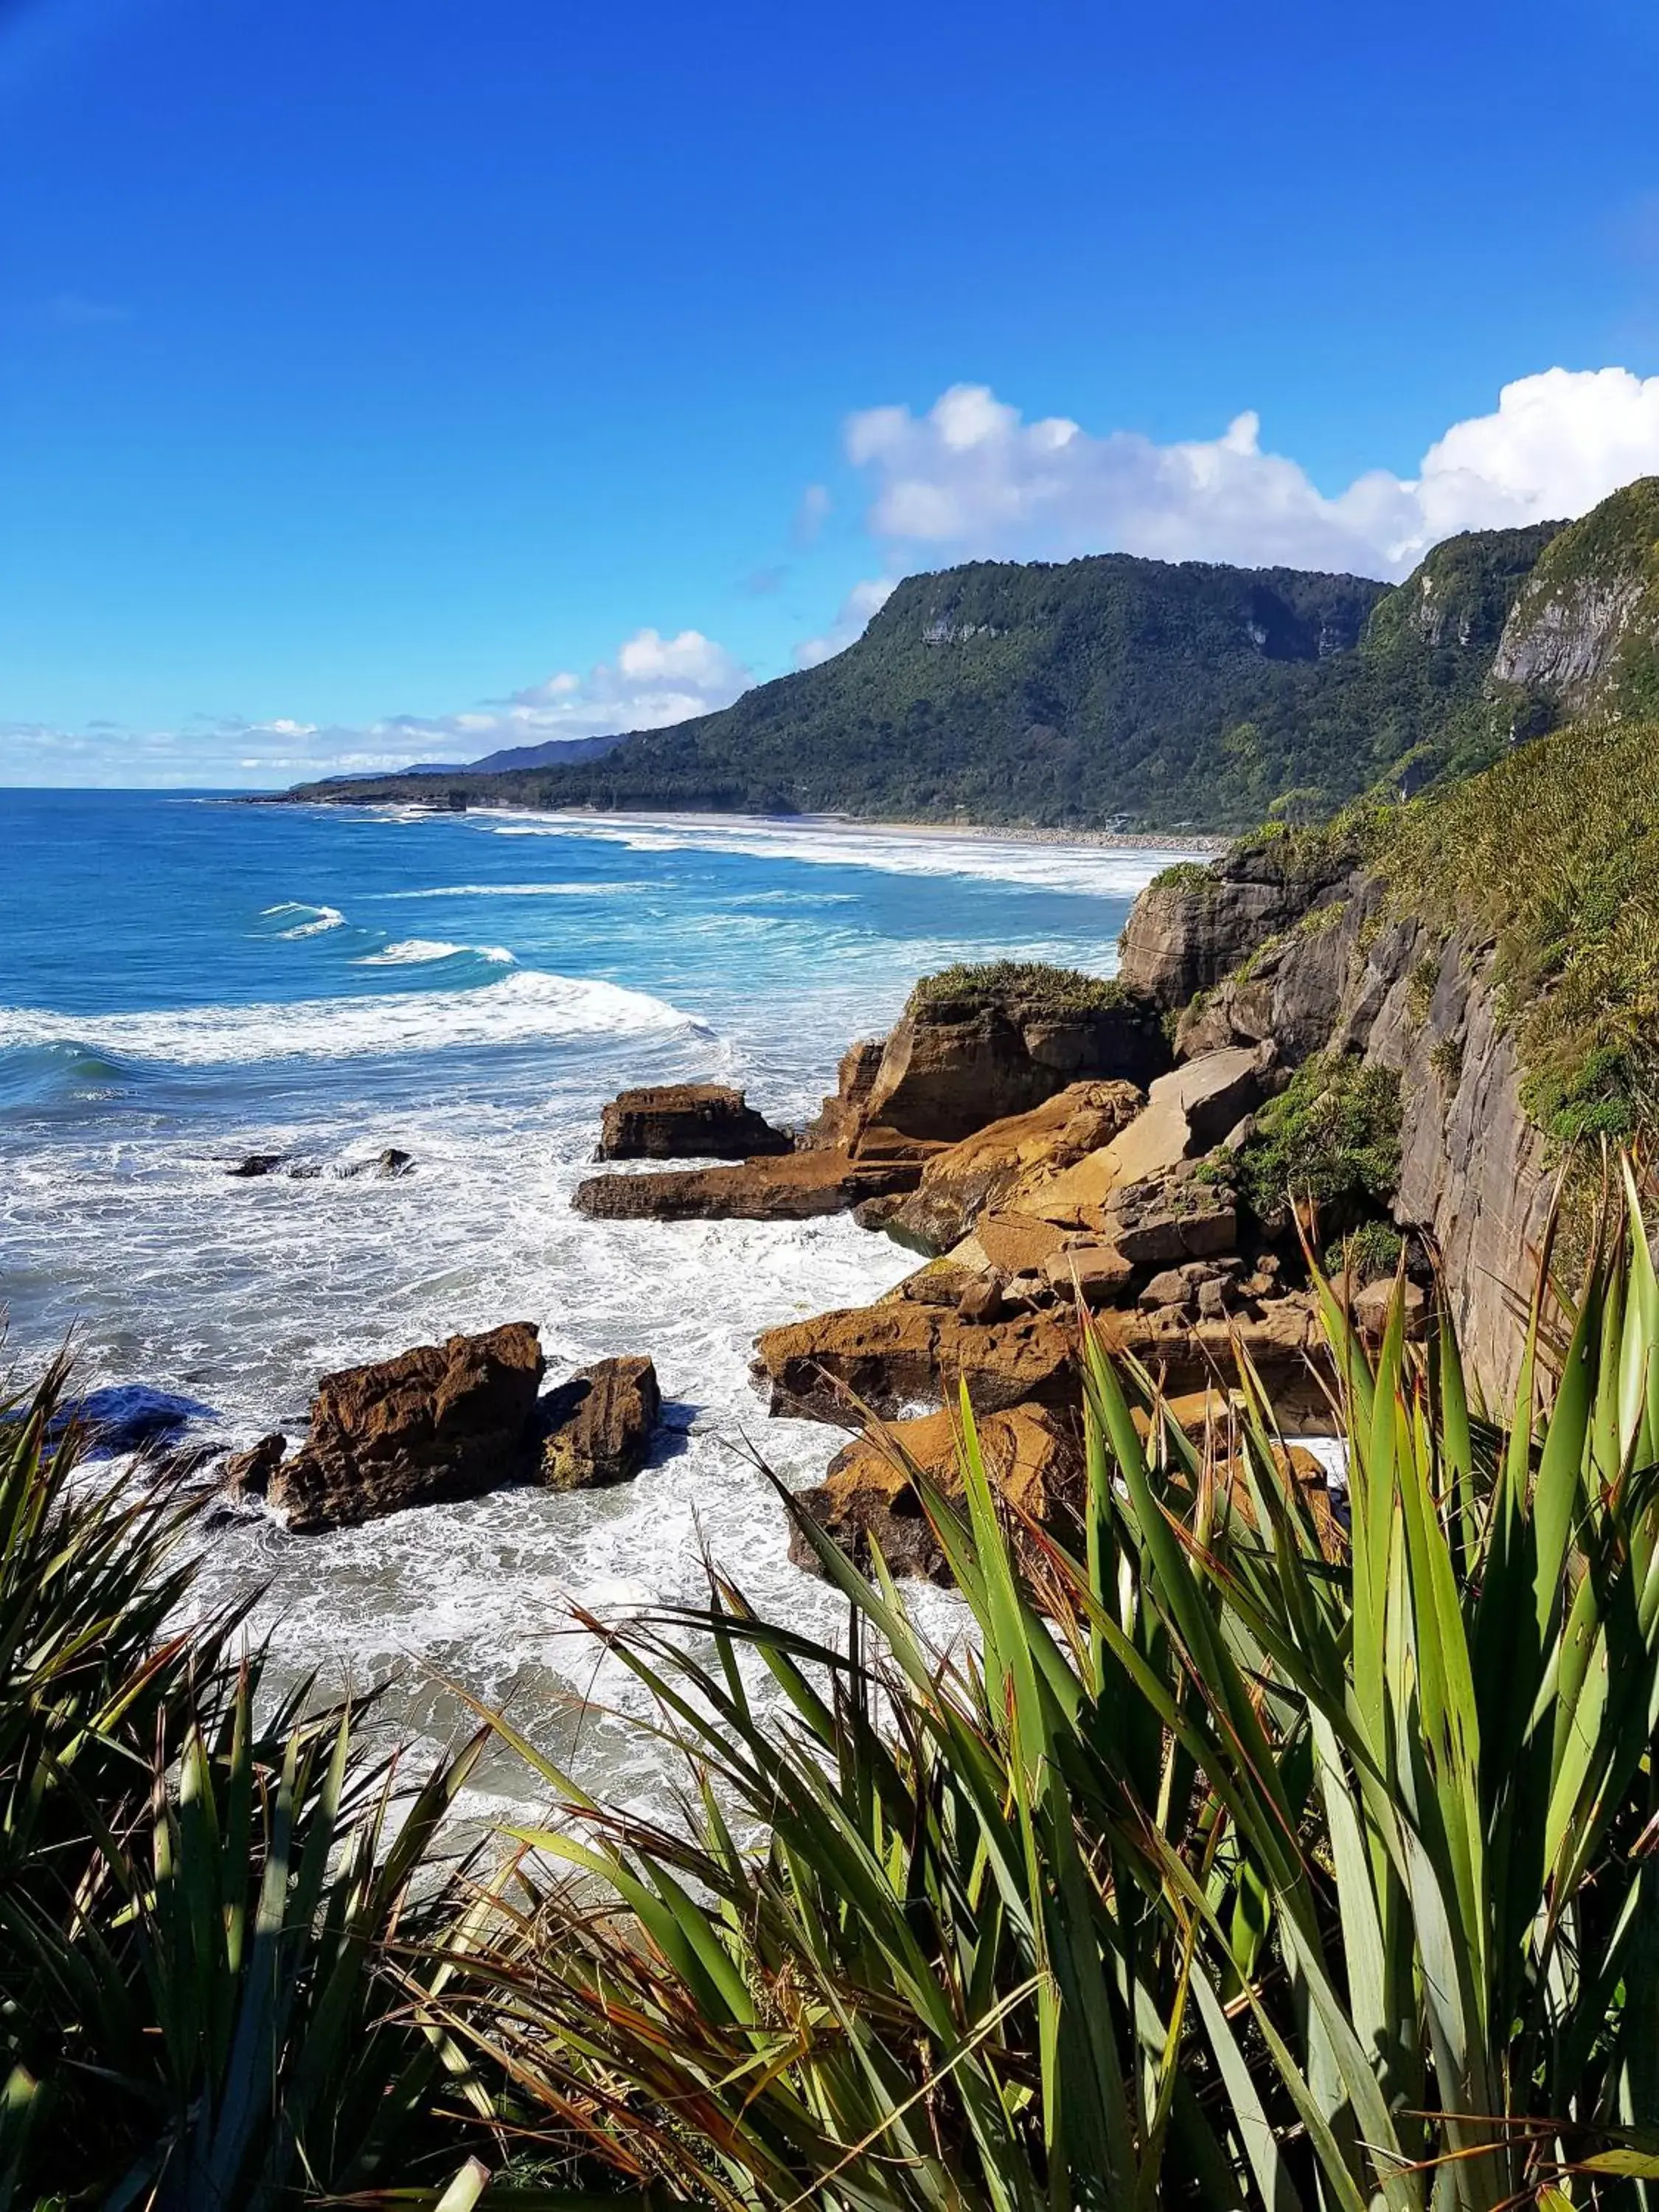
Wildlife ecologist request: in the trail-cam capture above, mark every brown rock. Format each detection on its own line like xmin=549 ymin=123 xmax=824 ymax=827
xmin=223 ymin=1432 xmax=287 ymax=1500
xmin=573 ymin=1150 xmax=923 ymax=1222
xmin=1116 ymin=843 xmax=1356 ymax=1012
xmin=1352 ymin=1279 xmax=1427 ymax=1343
xmin=789 ymin=1403 xmax=1083 ymax=1583
xmin=1105 ymin=1173 xmax=1239 ymax=1267
xmin=1138 ymin=1269 xmax=1189 ymax=1310
xmin=1195 ymin=1277 xmax=1228 ymax=1321
xmin=956 ymin=1273 xmax=1006 ymax=1325
xmin=893 ymin=1260 xmax=981 ymax=1307
xmin=540 ymin=1356 xmax=661 ymax=1489
xmin=975 ymin=1209 xmax=1072 ymax=1277
xmin=596 ymin=1083 xmax=790 ymax=1162
xmin=803 ymin=1039 xmax=886 ymax=1150
xmin=1040 ymin=1240 xmax=1135 ymax=1307
xmin=878 ymin=1081 xmax=1144 ymax=1253
xmin=269 ymin=1322 xmax=546 ymax=1532
xmin=753 ymin=1300 xmax=1076 ymax=1424
xmin=860 ymin=973 xmax=1167 ymax=1144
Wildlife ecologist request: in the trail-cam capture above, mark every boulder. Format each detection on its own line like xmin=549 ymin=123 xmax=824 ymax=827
xmin=956 ymin=1273 xmax=1006 ymax=1325
xmin=223 ymin=1431 xmax=288 ymax=1500
xmin=1104 ymin=1170 xmax=1239 ymax=1267
xmin=227 ymin=1153 xmax=284 ymax=1178
xmin=1352 ymin=1279 xmax=1428 ymax=1343
xmin=573 ymin=1150 xmax=924 ymax=1222
xmin=860 ymin=970 xmax=1168 ymax=1143
xmin=790 ymin=1402 xmax=1084 ymax=1583
xmin=973 ymin=1210 xmax=1072 ymax=1277
xmin=753 ymin=1300 xmax=1076 ymax=1424
xmin=1040 ymin=1240 xmax=1134 ymax=1307
xmin=877 ymin=1080 xmax=1144 ymax=1253
xmin=540 ymin=1356 xmax=661 ymax=1489
xmin=266 ymin=1322 xmax=546 ymax=1532
xmin=595 ymin=1084 xmax=791 ymax=1162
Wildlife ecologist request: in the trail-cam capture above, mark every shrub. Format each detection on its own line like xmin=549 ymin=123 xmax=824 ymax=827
xmin=905 ymin=960 xmax=1133 ymax=1016
xmin=1323 ymin=1216 xmax=1403 ymax=1280
xmin=1231 ymin=1050 xmax=1402 ymax=1223
xmin=434 ymin=1162 xmax=1659 ymax=2210
xmin=1146 ymin=858 xmax=1216 ymax=895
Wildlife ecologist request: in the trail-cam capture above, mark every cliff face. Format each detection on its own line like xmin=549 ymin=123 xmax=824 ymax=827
xmin=1122 ymin=863 xmax=1553 ymax=1405
xmin=1489 ymin=479 xmax=1659 ymax=723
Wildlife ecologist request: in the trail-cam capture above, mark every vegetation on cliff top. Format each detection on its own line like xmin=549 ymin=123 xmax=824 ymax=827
xmin=1375 ymin=714 xmax=1659 ymax=1149
xmin=289 ymin=521 xmax=1563 ymax=830
xmin=905 ymin=959 xmax=1135 ymax=1016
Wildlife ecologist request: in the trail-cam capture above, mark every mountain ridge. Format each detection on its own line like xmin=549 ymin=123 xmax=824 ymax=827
xmin=273 ymin=496 xmax=1659 ymax=830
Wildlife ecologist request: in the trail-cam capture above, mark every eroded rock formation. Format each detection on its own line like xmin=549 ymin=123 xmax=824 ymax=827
xmin=595 ymin=1083 xmax=792 ymax=1161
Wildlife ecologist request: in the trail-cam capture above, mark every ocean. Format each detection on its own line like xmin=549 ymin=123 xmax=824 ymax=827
xmin=0 ymin=789 xmax=1188 ymax=1809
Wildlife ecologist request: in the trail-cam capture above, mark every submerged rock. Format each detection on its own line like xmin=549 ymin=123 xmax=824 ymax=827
xmin=226 ymin=1153 xmax=285 ymax=1178
xmin=266 ymin=1321 xmax=546 ymax=1532
xmin=539 ymin=1356 xmax=661 ymax=1489
xmin=595 ymin=1083 xmax=792 ymax=1162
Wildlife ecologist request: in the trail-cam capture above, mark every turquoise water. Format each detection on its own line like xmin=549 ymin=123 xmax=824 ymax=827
xmin=0 ymin=790 xmax=1183 ymax=1800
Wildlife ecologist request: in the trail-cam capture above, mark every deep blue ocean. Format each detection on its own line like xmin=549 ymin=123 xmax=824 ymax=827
xmin=0 ymin=790 xmax=1186 ymax=1800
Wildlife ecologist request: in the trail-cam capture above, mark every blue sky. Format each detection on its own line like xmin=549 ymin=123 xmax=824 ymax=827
xmin=6 ymin=0 xmax=1659 ymax=785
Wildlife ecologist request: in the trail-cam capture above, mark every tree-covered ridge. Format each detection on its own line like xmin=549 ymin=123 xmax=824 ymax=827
xmin=289 ymin=521 xmax=1569 ymax=830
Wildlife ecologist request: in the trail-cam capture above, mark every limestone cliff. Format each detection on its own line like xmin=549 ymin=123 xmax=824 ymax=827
xmin=1490 ymin=479 xmax=1659 ymax=725
xmin=1121 ymin=860 xmax=1553 ymax=1405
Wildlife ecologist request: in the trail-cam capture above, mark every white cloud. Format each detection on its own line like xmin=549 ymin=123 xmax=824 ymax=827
xmin=844 ymin=367 xmax=1659 ymax=579
xmin=794 ymin=578 xmax=899 ymax=669
xmin=4 ymin=627 xmax=754 ymax=787
xmin=793 ymin=481 xmax=832 ymax=546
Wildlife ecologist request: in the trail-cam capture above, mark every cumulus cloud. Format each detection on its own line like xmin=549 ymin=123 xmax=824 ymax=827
xmin=794 ymin=577 xmax=899 ymax=669
xmin=844 ymin=366 xmax=1659 ymax=579
xmin=7 ymin=627 xmax=753 ymax=787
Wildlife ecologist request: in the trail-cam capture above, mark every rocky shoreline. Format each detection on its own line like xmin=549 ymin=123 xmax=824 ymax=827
xmin=190 ymin=838 xmax=1547 ymax=1593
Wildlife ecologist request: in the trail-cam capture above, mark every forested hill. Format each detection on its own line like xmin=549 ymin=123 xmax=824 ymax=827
xmin=287 ymin=524 xmax=1568 ymax=830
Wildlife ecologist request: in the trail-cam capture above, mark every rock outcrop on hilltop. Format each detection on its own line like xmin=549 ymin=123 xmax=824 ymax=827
xmin=594 ymin=1083 xmax=792 ymax=1161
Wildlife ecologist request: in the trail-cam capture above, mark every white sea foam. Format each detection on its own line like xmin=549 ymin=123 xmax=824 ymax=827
xmin=476 ymin=809 xmax=1196 ymax=900
xmin=262 ymin=901 xmax=345 ymax=938
xmin=355 ymin=939 xmax=516 ymax=966
xmin=0 ymin=970 xmax=700 ymax=1065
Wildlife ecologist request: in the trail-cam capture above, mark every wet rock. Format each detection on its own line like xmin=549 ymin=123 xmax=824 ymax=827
xmin=790 ymin=1402 xmax=1083 ymax=1584
xmin=573 ymin=1150 xmax=923 ymax=1222
xmin=540 ymin=1356 xmax=661 ymax=1489
xmin=227 ymin=1153 xmax=285 ymax=1178
xmin=877 ymin=1082 xmax=1145 ymax=1254
xmin=223 ymin=1432 xmax=288 ymax=1500
xmin=269 ymin=1322 xmax=546 ymax=1532
xmin=56 ymin=1383 xmax=220 ymax=1461
xmin=595 ymin=1084 xmax=791 ymax=1162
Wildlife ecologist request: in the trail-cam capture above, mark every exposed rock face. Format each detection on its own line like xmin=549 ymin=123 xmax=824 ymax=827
xmin=596 ymin=1084 xmax=792 ymax=1162
xmin=804 ymin=1040 xmax=886 ymax=1150
xmin=754 ymin=1301 xmax=1077 ymax=1423
xmin=858 ymin=975 xmax=1168 ymax=1144
xmin=223 ymin=1432 xmax=287 ymax=1500
xmin=1116 ymin=846 xmax=1354 ymax=1010
xmin=573 ymin=1150 xmax=925 ymax=1222
xmin=264 ymin=1323 xmax=546 ymax=1532
xmin=789 ymin=1404 xmax=1083 ymax=1582
xmin=878 ymin=1080 xmax=1145 ymax=1254
xmin=540 ymin=1356 xmax=661 ymax=1488
xmin=1121 ymin=859 xmax=1553 ymax=1403
xmin=752 ymin=1290 xmax=1326 ymax=1427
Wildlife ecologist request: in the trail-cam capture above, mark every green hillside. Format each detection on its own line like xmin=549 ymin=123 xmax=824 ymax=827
xmin=289 ymin=522 xmax=1567 ymax=830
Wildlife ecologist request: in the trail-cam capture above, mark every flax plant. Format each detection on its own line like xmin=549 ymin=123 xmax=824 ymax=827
xmin=435 ymin=1159 xmax=1659 ymax=2211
